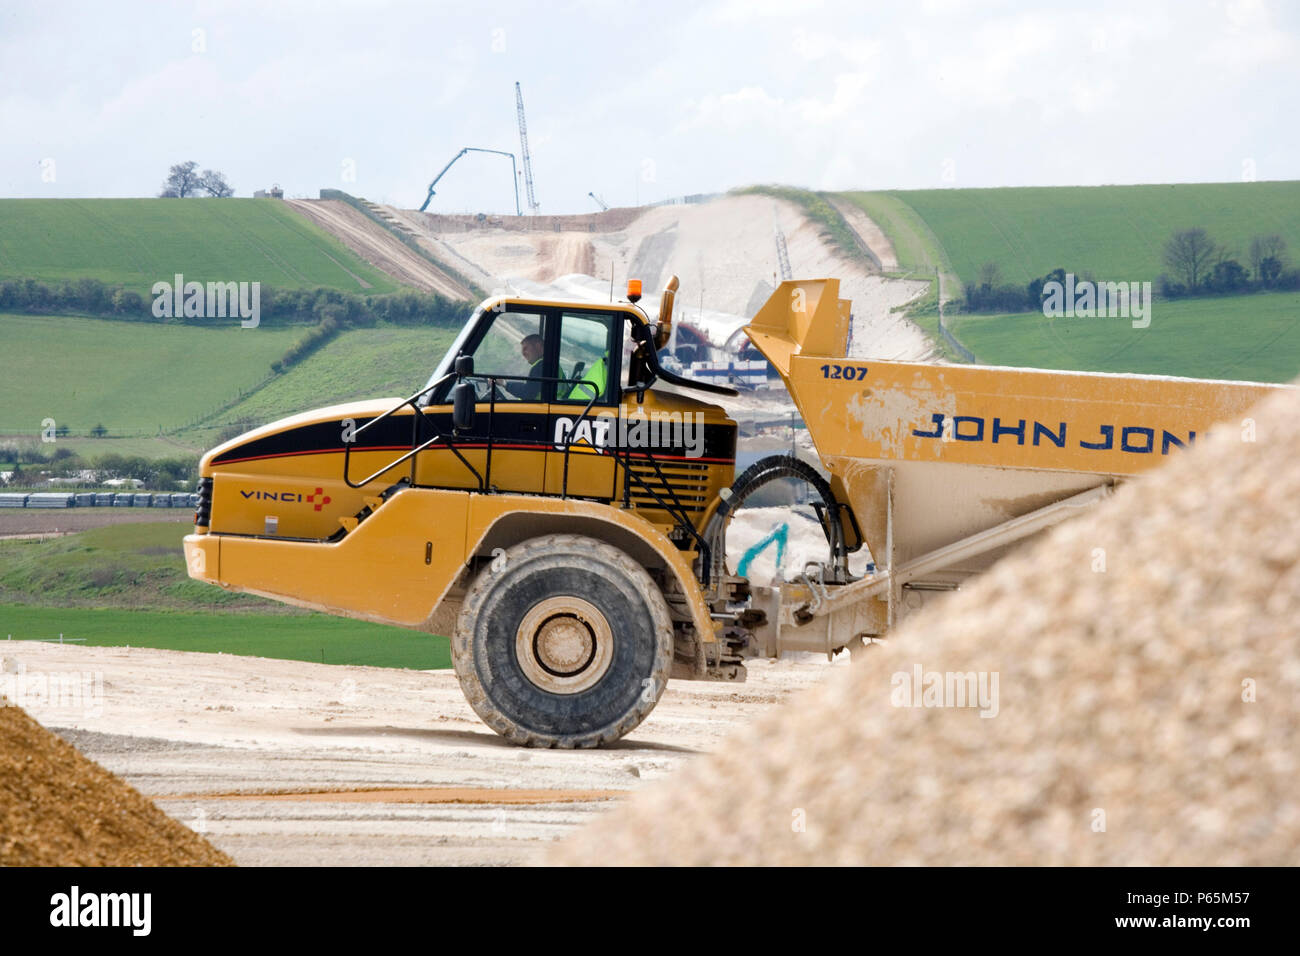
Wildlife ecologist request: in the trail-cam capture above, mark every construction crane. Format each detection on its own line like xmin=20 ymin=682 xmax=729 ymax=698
xmin=515 ymin=81 xmax=539 ymax=214
xmin=774 ymin=213 xmax=793 ymax=281
xmin=418 ymin=147 xmax=520 ymax=215
xmin=589 ymin=192 xmax=609 ymax=211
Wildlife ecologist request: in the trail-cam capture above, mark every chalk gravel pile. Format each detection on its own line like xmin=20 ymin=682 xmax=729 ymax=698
xmin=1 ymin=700 xmax=232 ymax=866
xmin=552 ymin=385 xmax=1300 ymax=865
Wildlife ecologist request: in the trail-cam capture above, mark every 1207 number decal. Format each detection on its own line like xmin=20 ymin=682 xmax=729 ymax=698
xmin=820 ymin=364 xmax=868 ymax=380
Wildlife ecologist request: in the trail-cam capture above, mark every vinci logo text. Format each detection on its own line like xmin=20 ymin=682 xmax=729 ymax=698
xmin=240 ymin=488 xmax=332 ymax=510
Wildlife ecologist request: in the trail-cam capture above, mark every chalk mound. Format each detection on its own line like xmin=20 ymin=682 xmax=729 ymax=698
xmin=1 ymin=700 xmax=232 ymax=866
xmin=550 ymin=384 xmax=1300 ymax=865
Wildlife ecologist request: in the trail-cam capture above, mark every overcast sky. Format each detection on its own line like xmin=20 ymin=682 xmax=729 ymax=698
xmin=2 ymin=0 xmax=1296 ymax=213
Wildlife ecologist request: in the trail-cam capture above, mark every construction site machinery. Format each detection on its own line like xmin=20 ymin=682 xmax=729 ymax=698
xmin=418 ymin=147 xmax=520 ymax=215
xmin=773 ymin=212 xmax=792 ymax=281
xmin=185 ymin=277 xmax=1284 ymax=747
xmin=515 ymin=81 xmax=539 ymax=214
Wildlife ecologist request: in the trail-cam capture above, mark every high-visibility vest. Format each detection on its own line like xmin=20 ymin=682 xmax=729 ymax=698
xmin=566 ymin=357 xmax=607 ymax=402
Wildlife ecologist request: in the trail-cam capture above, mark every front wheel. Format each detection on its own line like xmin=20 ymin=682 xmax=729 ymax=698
xmin=452 ymin=534 xmax=673 ymax=748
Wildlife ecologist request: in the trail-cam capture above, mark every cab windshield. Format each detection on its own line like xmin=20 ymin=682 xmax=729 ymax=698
xmin=419 ymin=304 xmax=483 ymax=404
xmin=420 ymin=301 xmax=629 ymax=407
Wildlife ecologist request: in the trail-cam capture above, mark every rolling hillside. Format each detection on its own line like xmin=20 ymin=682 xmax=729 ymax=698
xmin=0 ymin=315 xmax=458 ymax=442
xmin=838 ymin=181 xmax=1300 ymax=288
xmin=7 ymin=185 xmax=1298 ymax=453
xmin=949 ymin=291 xmax=1300 ymax=383
xmin=0 ymin=198 xmax=402 ymax=295
xmin=830 ymin=181 xmax=1300 ymax=381
xmin=190 ymin=325 xmax=459 ymax=441
xmin=0 ymin=313 xmax=300 ymax=435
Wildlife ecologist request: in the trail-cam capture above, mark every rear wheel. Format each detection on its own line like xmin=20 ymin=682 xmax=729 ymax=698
xmin=452 ymin=534 xmax=673 ymax=748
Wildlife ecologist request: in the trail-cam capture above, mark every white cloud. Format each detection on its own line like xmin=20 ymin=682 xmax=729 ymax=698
xmin=675 ymin=86 xmax=786 ymax=134
xmin=0 ymin=0 xmax=1296 ymax=203
xmin=1201 ymin=0 xmax=1295 ymax=66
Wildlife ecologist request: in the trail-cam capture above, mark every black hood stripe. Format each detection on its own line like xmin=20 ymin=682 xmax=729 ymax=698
xmin=212 ymin=412 xmax=737 ymax=467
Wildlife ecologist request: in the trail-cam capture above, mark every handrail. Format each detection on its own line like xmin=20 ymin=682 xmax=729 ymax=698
xmin=559 ymin=380 xmax=603 ymax=500
xmin=549 ymin=378 xmax=713 ymax=580
xmin=339 ymin=366 xmax=712 ymax=583
xmin=465 ymin=371 xmax=710 ymax=573
xmin=346 ymin=429 xmax=485 ymax=491
xmin=343 ymin=373 xmax=455 ymax=488
xmin=343 ymin=368 xmax=611 ymax=491
xmin=613 ymin=444 xmax=712 ymax=582
xmin=465 ymin=371 xmax=605 ymax=499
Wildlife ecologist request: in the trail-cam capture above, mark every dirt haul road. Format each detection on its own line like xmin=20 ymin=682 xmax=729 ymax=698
xmin=389 ymin=194 xmax=937 ymax=363
xmin=285 ymin=199 xmax=474 ymax=301
xmin=5 ymin=642 xmax=837 ymax=865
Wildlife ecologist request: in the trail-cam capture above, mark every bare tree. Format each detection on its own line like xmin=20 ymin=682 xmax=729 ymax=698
xmin=977 ymin=261 xmax=1002 ymax=291
xmin=197 ymin=169 xmax=235 ymax=198
xmin=1162 ymin=228 xmax=1221 ymax=291
xmin=159 ymin=161 xmax=201 ymax=198
xmin=1249 ymin=234 xmax=1289 ymax=285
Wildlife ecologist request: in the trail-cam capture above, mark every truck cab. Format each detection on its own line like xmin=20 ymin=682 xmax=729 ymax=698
xmin=185 ymin=277 xmax=753 ymax=749
xmin=194 ymin=281 xmax=738 ymax=546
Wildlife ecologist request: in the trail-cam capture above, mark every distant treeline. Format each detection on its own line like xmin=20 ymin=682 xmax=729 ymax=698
xmin=262 ymin=286 xmax=464 ymax=373
xmin=0 ymin=276 xmax=462 ymax=328
xmin=959 ymin=229 xmax=1298 ymax=314
xmin=0 ymin=276 xmax=466 ymax=375
xmin=2 ymin=441 xmax=196 ymax=492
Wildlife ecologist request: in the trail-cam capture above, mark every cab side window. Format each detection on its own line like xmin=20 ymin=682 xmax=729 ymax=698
xmin=556 ymin=311 xmax=616 ymax=405
xmin=470 ymin=309 xmax=546 ymax=402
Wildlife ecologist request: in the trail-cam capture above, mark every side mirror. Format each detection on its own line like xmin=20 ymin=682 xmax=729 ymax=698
xmin=452 ymin=381 xmax=475 ymax=432
xmin=455 ymin=353 xmax=474 ymax=377
xmin=655 ymin=275 xmax=678 ymax=350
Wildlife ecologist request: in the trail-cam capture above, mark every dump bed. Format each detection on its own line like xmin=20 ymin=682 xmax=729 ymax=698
xmin=746 ymin=279 xmax=1284 ymax=570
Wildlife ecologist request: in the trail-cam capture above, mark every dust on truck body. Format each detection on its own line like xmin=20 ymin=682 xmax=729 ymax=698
xmin=184 ymin=276 xmax=1284 ymax=747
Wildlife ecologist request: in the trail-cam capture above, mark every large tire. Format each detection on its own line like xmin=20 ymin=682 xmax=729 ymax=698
xmin=452 ymin=534 xmax=673 ymax=748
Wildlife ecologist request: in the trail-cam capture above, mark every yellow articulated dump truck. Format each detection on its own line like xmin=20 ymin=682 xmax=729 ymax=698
xmin=184 ymin=276 xmax=1283 ymax=747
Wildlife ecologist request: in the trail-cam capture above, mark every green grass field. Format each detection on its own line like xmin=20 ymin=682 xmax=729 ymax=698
xmin=864 ymin=181 xmax=1300 ymax=288
xmin=0 ymin=521 xmax=450 ymax=669
xmin=7 ymin=435 xmax=205 ymax=458
xmin=201 ymin=326 xmax=459 ymax=433
xmin=836 ymin=190 xmax=958 ymax=282
xmin=948 ymin=291 xmax=1300 ymax=382
xmin=0 ymin=316 xmax=460 ymax=442
xmin=0 ymin=605 xmax=449 ymax=669
xmin=0 ymin=521 xmax=269 ymax=609
xmin=0 ymin=198 xmax=401 ymax=295
xmin=830 ymin=181 xmax=1300 ymax=378
xmin=0 ymin=312 xmax=300 ymax=435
